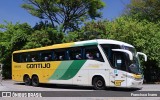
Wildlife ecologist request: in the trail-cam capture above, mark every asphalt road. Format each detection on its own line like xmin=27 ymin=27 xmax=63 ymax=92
xmin=0 ymin=80 xmax=160 ymax=100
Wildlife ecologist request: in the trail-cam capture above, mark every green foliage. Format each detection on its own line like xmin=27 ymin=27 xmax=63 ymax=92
xmin=33 ymin=21 xmax=53 ymax=30
xmin=65 ymin=20 xmax=108 ymax=41
xmin=0 ymin=22 xmax=32 ymax=78
xmin=24 ymin=27 xmax=64 ymax=49
xmin=23 ymin=30 xmax=51 ymax=49
xmin=0 ymin=21 xmax=65 ymax=78
xmin=126 ymin=0 xmax=160 ymax=22
xmin=106 ymin=17 xmax=160 ymax=64
xmin=22 ymin=0 xmax=105 ymax=32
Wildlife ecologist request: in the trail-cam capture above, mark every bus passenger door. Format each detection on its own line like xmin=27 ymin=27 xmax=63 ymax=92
xmin=110 ymin=52 xmax=127 ymax=87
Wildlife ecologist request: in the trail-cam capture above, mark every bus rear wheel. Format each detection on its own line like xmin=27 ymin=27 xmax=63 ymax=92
xmin=32 ymin=75 xmax=39 ymax=87
xmin=93 ymin=77 xmax=105 ymax=90
xmin=24 ymin=75 xmax=31 ymax=86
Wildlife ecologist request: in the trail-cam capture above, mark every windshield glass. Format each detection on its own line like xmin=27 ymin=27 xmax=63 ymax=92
xmin=101 ymin=44 xmax=127 ymax=71
xmin=122 ymin=46 xmax=142 ymax=74
xmin=100 ymin=44 xmax=142 ymax=74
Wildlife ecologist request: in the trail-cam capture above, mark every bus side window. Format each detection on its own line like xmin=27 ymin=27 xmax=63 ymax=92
xmin=21 ymin=53 xmax=28 ymax=62
xmin=40 ymin=51 xmax=53 ymax=61
xmin=29 ymin=52 xmax=39 ymax=62
xmin=13 ymin=53 xmax=21 ymax=63
xmin=84 ymin=46 xmax=104 ymax=62
xmin=53 ymin=53 xmax=58 ymax=60
xmin=68 ymin=47 xmax=82 ymax=60
xmin=54 ymin=49 xmax=67 ymax=61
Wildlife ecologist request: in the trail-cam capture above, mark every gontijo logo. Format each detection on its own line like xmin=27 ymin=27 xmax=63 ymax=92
xmin=26 ymin=63 xmax=50 ymax=68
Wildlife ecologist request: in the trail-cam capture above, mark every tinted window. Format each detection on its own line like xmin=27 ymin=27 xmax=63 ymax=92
xmin=29 ymin=52 xmax=40 ymax=62
xmin=40 ymin=51 xmax=54 ymax=61
xmin=13 ymin=53 xmax=21 ymax=63
xmin=54 ymin=49 xmax=68 ymax=60
xmin=113 ymin=52 xmax=126 ymax=71
xmin=69 ymin=47 xmax=82 ymax=60
xmin=84 ymin=46 xmax=104 ymax=62
xmin=21 ymin=53 xmax=29 ymax=62
xmin=101 ymin=44 xmax=127 ymax=71
xmin=13 ymin=46 xmax=105 ymax=62
xmin=101 ymin=44 xmax=120 ymax=66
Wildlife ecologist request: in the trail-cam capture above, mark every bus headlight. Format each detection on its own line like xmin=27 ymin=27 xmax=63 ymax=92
xmin=125 ymin=74 xmax=143 ymax=80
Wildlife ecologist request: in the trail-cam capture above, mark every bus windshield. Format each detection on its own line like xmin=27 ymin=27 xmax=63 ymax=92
xmin=101 ymin=44 xmax=142 ymax=74
xmin=123 ymin=46 xmax=142 ymax=74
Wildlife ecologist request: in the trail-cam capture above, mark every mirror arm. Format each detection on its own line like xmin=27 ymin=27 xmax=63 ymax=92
xmin=137 ymin=52 xmax=147 ymax=61
xmin=112 ymin=49 xmax=133 ymax=60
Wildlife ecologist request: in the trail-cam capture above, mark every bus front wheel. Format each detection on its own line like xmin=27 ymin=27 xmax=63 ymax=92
xmin=93 ymin=77 xmax=105 ymax=90
xmin=32 ymin=75 xmax=39 ymax=87
xmin=24 ymin=75 xmax=31 ymax=86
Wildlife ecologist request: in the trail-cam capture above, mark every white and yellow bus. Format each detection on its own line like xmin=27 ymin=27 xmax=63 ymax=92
xmin=12 ymin=39 xmax=147 ymax=90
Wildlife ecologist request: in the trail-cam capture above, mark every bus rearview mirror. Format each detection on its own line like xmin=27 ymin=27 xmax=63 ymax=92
xmin=136 ymin=52 xmax=147 ymax=61
xmin=112 ymin=49 xmax=133 ymax=61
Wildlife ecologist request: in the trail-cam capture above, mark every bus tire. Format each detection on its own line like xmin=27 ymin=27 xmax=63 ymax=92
xmin=24 ymin=75 xmax=31 ymax=86
xmin=93 ymin=76 xmax=105 ymax=90
xmin=32 ymin=75 xmax=39 ymax=87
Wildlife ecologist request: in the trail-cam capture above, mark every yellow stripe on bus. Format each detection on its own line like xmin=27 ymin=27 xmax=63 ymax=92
xmin=13 ymin=42 xmax=74 ymax=53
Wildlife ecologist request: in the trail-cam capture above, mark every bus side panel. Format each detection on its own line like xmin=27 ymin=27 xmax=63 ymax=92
xmin=48 ymin=60 xmax=86 ymax=85
xmin=72 ymin=60 xmax=109 ymax=86
xmin=72 ymin=69 xmax=89 ymax=85
xmin=12 ymin=62 xmax=31 ymax=82
xmin=87 ymin=60 xmax=110 ymax=86
xmin=12 ymin=61 xmax=62 ymax=83
xmin=12 ymin=70 xmax=25 ymax=82
xmin=30 ymin=61 xmax=61 ymax=83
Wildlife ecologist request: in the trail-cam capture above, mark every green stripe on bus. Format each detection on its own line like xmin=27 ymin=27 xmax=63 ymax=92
xmin=83 ymin=42 xmax=98 ymax=46
xmin=49 ymin=61 xmax=73 ymax=80
xmin=59 ymin=60 xmax=86 ymax=80
xmin=72 ymin=42 xmax=98 ymax=47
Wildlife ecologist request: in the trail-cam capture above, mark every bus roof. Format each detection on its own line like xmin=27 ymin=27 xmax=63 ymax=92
xmin=13 ymin=39 xmax=134 ymax=53
xmin=96 ymin=39 xmax=134 ymax=47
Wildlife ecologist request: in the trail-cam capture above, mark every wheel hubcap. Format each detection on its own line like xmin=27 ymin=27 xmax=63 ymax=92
xmin=97 ymin=80 xmax=103 ymax=87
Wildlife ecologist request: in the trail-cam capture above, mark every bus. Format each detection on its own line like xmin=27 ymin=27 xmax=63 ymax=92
xmin=12 ymin=39 xmax=147 ymax=90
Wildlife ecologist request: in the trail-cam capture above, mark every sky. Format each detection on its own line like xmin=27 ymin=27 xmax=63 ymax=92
xmin=0 ymin=0 xmax=131 ymax=27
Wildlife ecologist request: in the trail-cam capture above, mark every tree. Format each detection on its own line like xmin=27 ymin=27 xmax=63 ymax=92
xmin=33 ymin=21 xmax=53 ymax=30
xmin=126 ymin=0 xmax=160 ymax=22
xmin=0 ymin=22 xmax=32 ymax=78
xmin=22 ymin=0 xmax=105 ymax=32
xmin=65 ymin=20 xmax=108 ymax=42
xmin=23 ymin=27 xmax=64 ymax=49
